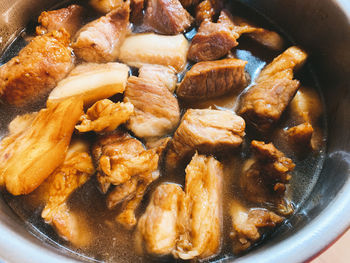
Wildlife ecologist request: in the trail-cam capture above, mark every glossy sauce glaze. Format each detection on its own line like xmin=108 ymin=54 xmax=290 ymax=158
xmin=0 ymin=1 xmax=326 ymax=262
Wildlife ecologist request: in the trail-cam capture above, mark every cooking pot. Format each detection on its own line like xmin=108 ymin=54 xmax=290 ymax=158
xmin=0 ymin=0 xmax=349 ymax=262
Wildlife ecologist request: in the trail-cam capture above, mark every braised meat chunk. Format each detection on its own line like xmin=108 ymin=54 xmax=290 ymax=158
xmin=76 ymin=99 xmax=134 ymax=132
xmin=166 ymin=109 xmax=245 ymax=170
xmin=217 ymin=10 xmax=285 ymax=51
xmin=174 ymin=154 xmax=223 ymax=260
xmin=138 ymin=64 xmax=177 ymax=92
xmin=188 ymin=21 xmax=239 ymax=62
xmin=137 ymin=154 xmax=223 ymax=259
xmin=36 ymin=5 xmax=85 ymax=37
xmin=0 ymin=98 xmax=83 ymax=195
xmin=119 ymin=33 xmax=189 ymax=72
xmin=238 ymin=46 xmax=308 ymax=131
xmin=240 ymin=140 xmax=295 ymax=213
xmin=72 ymin=2 xmax=130 ymax=63
xmin=90 ymin=0 xmax=124 ymax=13
xmin=195 ymin=0 xmax=215 ymax=25
xmin=136 ymin=183 xmax=184 ymax=255
xmin=177 ymin=58 xmax=247 ymax=100
xmin=0 ymin=29 xmax=74 ymax=106
xmin=116 ymin=170 xmax=160 ymax=229
xmin=144 ymin=0 xmax=193 ymax=35
xmin=124 ymin=76 xmax=180 ymax=140
xmin=229 ymin=16 xmax=285 ymax=51
xmin=290 ymin=86 xmax=323 ymax=124
xmin=229 ymin=200 xmax=283 ymax=253
xmin=286 ymin=122 xmax=314 ymax=147
xmin=93 ymin=132 xmax=160 ymax=229
xmin=37 ymin=141 xmax=94 ymax=247
xmin=48 ymin=62 xmax=129 ymax=106
xmin=92 ymin=131 xmax=159 ymax=192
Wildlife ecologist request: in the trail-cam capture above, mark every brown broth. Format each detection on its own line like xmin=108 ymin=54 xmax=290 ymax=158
xmin=0 ymin=0 xmax=327 ymax=262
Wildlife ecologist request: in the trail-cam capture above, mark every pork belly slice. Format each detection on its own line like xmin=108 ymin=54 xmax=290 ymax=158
xmin=136 ymin=183 xmax=185 ymax=255
xmin=75 ymin=99 xmax=134 ymax=133
xmin=166 ymin=109 xmax=245 ymax=170
xmin=36 ymin=5 xmax=85 ymax=37
xmin=188 ymin=21 xmax=239 ymax=62
xmin=238 ymin=46 xmax=308 ymax=131
xmin=138 ymin=64 xmax=177 ymax=93
xmin=119 ymin=33 xmax=189 ymax=72
xmin=72 ymin=2 xmax=130 ymax=63
xmin=124 ymin=76 xmax=180 ymax=140
xmin=177 ymin=58 xmax=247 ymax=100
xmin=137 ymin=154 xmax=223 ymax=260
xmin=229 ymin=199 xmax=283 ymax=254
xmin=175 ymin=153 xmax=223 ymax=260
xmin=48 ymin=62 xmax=129 ymax=106
xmin=0 ymin=29 xmax=74 ymax=106
xmin=0 ymin=97 xmax=83 ymax=195
xmin=35 ymin=141 xmax=95 ymax=247
xmin=240 ymin=140 xmax=295 ymax=214
xmin=144 ymin=0 xmax=193 ymax=35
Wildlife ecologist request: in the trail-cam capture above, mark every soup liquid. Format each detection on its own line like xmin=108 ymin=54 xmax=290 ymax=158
xmin=0 ymin=1 xmax=327 ymax=262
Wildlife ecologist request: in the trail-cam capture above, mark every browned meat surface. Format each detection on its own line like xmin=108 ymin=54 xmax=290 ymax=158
xmin=0 ymin=97 xmax=83 ymax=195
xmin=177 ymin=58 xmax=247 ymax=100
xmin=188 ymin=21 xmax=239 ymax=62
xmin=130 ymin=0 xmax=144 ymax=22
xmin=0 ymin=29 xmax=74 ymax=106
xmin=75 ymin=99 xmax=134 ymax=132
xmin=229 ymin=200 xmax=283 ymax=253
xmin=195 ymin=0 xmax=215 ymax=25
xmin=174 ymin=154 xmax=222 ymax=260
xmin=36 ymin=141 xmax=94 ymax=247
xmin=286 ymin=122 xmax=314 ymax=147
xmin=238 ymin=46 xmax=308 ymax=131
xmin=124 ymin=76 xmax=180 ymax=140
xmin=144 ymin=0 xmax=193 ymax=35
xmin=138 ymin=64 xmax=177 ymax=92
xmin=116 ymin=170 xmax=160 ymax=229
xmin=137 ymin=154 xmax=222 ymax=259
xmin=290 ymin=86 xmax=323 ymax=124
xmin=289 ymin=86 xmax=323 ymax=150
xmin=166 ymin=109 xmax=245 ymax=170
xmin=93 ymin=132 xmax=160 ymax=229
xmin=72 ymin=2 xmax=130 ymax=63
xmin=230 ymin=16 xmax=285 ymax=51
xmin=92 ymin=131 xmax=159 ymax=193
xmin=90 ymin=0 xmax=124 ymax=13
xmin=179 ymin=0 xmax=200 ymax=8
xmin=136 ymin=183 xmax=185 ymax=255
xmin=217 ymin=11 xmax=285 ymax=51
xmin=240 ymin=141 xmax=295 ymax=214
xmin=36 ymin=5 xmax=85 ymax=37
